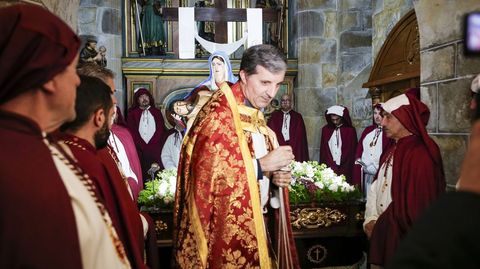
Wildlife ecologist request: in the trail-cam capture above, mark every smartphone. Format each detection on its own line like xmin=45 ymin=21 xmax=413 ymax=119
xmin=464 ymin=12 xmax=480 ymax=56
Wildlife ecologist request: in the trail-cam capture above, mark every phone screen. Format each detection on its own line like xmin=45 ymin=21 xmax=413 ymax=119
xmin=465 ymin=12 xmax=480 ymax=55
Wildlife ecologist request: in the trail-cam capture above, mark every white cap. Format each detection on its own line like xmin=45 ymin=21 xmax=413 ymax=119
xmin=326 ymin=105 xmax=344 ymax=117
xmin=382 ymin=94 xmax=410 ymax=114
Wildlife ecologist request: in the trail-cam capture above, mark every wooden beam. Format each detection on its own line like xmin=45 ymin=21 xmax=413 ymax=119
xmin=162 ymin=7 xmax=278 ymax=22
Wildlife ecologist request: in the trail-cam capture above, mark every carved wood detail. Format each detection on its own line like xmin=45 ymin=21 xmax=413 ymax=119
xmin=363 ymin=9 xmax=420 ymax=103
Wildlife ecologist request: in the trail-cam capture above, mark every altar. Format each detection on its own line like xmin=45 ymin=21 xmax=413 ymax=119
xmin=144 ymin=199 xmax=366 ymax=268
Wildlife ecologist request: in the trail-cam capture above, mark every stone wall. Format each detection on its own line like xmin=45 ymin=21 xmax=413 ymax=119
xmin=0 ymin=0 xmax=80 ymax=30
xmin=78 ymin=0 xmax=124 ymax=111
xmin=414 ymin=0 xmax=480 ymax=188
xmin=294 ymin=0 xmax=373 ymax=161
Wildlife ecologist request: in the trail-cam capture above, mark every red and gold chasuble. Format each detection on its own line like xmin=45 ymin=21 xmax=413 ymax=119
xmin=173 ymin=82 xmax=275 ymax=268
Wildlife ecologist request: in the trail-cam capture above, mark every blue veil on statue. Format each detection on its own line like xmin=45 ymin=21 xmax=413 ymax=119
xmin=183 ymin=51 xmax=238 ymax=100
xmin=174 ymin=51 xmax=238 ymax=133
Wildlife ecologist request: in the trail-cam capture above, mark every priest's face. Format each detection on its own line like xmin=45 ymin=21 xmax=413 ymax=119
xmin=280 ymin=94 xmax=292 ymax=112
xmin=381 ymin=111 xmax=409 ymax=141
xmin=240 ymin=65 xmax=285 ymax=109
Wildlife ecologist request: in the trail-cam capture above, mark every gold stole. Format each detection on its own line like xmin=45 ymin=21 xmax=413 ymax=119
xmin=221 ymin=83 xmax=272 ymax=269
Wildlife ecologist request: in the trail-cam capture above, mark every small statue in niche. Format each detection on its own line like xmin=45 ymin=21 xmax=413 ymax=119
xmin=139 ymin=0 xmax=166 ymax=56
xmin=79 ymin=37 xmax=107 ymax=67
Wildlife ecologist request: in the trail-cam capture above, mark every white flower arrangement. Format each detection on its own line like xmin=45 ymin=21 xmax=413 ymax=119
xmin=138 ymin=168 xmax=177 ymax=209
xmin=289 ymin=161 xmax=360 ymax=205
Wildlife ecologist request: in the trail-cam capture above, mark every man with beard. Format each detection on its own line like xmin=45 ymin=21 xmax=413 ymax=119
xmin=77 ymin=63 xmax=159 ymax=269
xmin=127 ymin=88 xmax=166 ymax=180
xmin=77 ymin=62 xmax=143 ymax=200
xmin=59 ymin=76 xmax=147 ymax=269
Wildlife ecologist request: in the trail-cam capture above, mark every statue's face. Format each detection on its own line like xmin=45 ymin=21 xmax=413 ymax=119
xmin=88 ymin=41 xmax=97 ymax=49
xmin=173 ymin=101 xmax=191 ymax=116
xmin=212 ymin=57 xmax=226 ymax=83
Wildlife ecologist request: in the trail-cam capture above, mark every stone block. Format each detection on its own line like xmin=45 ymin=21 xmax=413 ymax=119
xmin=415 ymin=0 xmax=470 ymax=49
xmin=384 ymin=0 xmax=410 ymax=10
xmin=431 ymin=135 xmax=468 ymax=187
xmin=324 ymin=11 xmax=338 ymax=39
xmin=78 ymin=7 xmax=96 ymax=24
xmin=341 ymin=12 xmax=359 ymax=32
xmin=438 ymin=79 xmax=471 ymax=133
xmin=421 ymin=45 xmax=455 ymax=83
xmin=303 ymin=115 xmax=323 ymax=160
xmin=295 ymin=87 xmax=337 ymax=117
xmin=457 ymin=43 xmax=480 ymax=77
xmin=101 ymin=8 xmax=121 ymax=35
xmin=342 ymin=0 xmax=372 ymax=10
xmin=298 ymin=64 xmax=323 ymax=88
xmin=340 ymin=32 xmax=372 ymax=51
xmin=373 ymin=0 xmax=384 ymax=15
xmin=422 ymin=85 xmax=438 ymax=133
xmin=351 ymin=94 xmax=372 ymax=121
xmin=78 ymin=22 xmax=97 ymax=36
xmin=362 ymin=10 xmax=373 ymax=29
xmin=298 ymin=0 xmax=336 ymax=11
xmin=299 ymin=38 xmax=336 ymax=64
xmin=340 ymin=51 xmax=371 ymax=82
xmin=322 ymin=63 xmax=337 ymax=88
xmin=298 ymin=11 xmax=325 ymax=37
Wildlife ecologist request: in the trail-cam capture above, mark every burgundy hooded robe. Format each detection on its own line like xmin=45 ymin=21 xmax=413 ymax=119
xmin=319 ymin=106 xmax=357 ymax=182
xmin=127 ymin=88 xmax=166 ymax=179
xmin=368 ymin=92 xmax=445 ymax=266
xmin=352 ymin=123 xmax=391 ymax=190
xmin=111 ymin=124 xmax=143 ymax=200
xmin=267 ymin=109 xmax=309 ymax=162
xmin=59 ymin=134 xmax=147 ymax=269
xmin=0 ymin=4 xmax=84 ymax=268
xmin=0 ymin=112 xmax=83 ymax=269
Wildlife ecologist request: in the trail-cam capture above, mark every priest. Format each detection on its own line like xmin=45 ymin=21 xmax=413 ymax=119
xmin=268 ymin=94 xmax=309 ymax=162
xmin=319 ymin=105 xmax=357 ymax=182
xmin=173 ymin=44 xmax=300 ymax=268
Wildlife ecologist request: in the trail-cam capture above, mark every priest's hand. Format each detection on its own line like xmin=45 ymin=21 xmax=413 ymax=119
xmin=458 ymin=121 xmax=480 ymax=193
xmin=272 ymin=170 xmax=292 ymax=188
xmin=364 ymin=220 xmax=376 ymax=239
xmin=259 ymin=145 xmax=294 ymax=172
